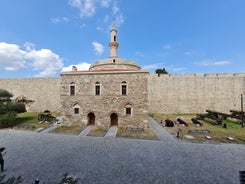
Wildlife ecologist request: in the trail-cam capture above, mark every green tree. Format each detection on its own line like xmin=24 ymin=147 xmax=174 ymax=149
xmin=155 ymin=68 xmax=168 ymax=76
xmin=0 ymin=89 xmax=26 ymax=128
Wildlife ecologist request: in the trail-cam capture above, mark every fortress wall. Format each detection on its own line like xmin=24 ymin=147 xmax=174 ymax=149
xmin=0 ymin=78 xmax=61 ymax=112
xmin=148 ymin=73 xmax=245 ymax=114
xmin=0 ymin=73 xmax=245 ymax=115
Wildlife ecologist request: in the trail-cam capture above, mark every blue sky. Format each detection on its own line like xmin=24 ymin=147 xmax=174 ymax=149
xmin=0 ymin=0 xmax=245 ymax=78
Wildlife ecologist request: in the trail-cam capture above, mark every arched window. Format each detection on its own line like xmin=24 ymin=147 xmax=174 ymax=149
xmin=121 ymin=81 xmax=127 ymax=96
xmin=70 ymin=82 xmax=75 ymax=96
xmin=125 ymin=104 xmax=132 ymax=116
xmin=95 ymin=82 xmax=101 ymax=96
xmin=73 ymin=104 xmax=80 ymax=114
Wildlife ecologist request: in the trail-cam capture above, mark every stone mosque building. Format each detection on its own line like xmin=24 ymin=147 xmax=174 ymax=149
xmin=0 ymin=26 xmax=245 ymax=128
xmin=60 ymin=26 xmax=149 ymax=128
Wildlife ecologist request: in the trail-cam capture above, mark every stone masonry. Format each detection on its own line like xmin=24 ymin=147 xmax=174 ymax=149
xmin=148 ymin=73 xmax=245 ymax=114
xmin=0 ymin=73 xmax=245 ymax=117
xmin=0 ymin=78 xmax=60 ymax=112
xmin=60 ymin=70 xmax=149 ymax=128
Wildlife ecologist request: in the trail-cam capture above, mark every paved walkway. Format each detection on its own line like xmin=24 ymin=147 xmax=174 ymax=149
xmin=0 ymin=118 xmax=244 ymax=184
xmin=148 ymin=117 xmax=177 ymax=143
xmin=39 ymin=125 xmax=58 ymax=134
xmin=104 ymin=126 xmax=118 ymax=138
xmin=78 ymin=125 xmax=93 ymax=137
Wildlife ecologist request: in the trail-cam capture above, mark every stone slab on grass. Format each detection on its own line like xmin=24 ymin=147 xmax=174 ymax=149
xmin=184 ymin=135 xmax=195 ymax=139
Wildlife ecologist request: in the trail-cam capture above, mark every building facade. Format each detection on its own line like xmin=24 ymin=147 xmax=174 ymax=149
xmin=60 ymin=26 xmax=149 ymax=128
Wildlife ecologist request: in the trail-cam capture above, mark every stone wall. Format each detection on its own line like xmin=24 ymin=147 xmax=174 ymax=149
xmin=0 ymin=73 xmax=245 ymax=116
xmin=148 ymin=73 xmax=245 ymax=114
xmin=0 ymin=78 xmax=61 ymax=112
xmin=60 ymin=71 xmax=149 ymax=128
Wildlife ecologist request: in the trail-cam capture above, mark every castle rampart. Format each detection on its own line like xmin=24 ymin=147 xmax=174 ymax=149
xmin=148 ymin=73 xmax=245 ymax=114
xmin=0 ymin=73 xmax=245 ymax=115
xmin=0 ymin=78 xmax=61 ymax=112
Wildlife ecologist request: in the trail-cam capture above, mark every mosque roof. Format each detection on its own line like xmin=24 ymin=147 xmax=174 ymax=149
xmin=89 ymin=57 xmax=141 ymax=71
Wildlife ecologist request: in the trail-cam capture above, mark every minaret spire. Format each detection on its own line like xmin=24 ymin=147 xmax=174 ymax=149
xmin=109 ymin=24 xmax=119 ymax=58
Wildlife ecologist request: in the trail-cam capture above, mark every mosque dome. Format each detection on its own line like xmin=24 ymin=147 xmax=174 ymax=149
xmin=89 ymin=58 xmax=141 ymax=71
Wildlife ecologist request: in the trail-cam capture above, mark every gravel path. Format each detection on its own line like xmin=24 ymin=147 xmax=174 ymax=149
xmin=0 ymin=118 xmax=244 ymax=184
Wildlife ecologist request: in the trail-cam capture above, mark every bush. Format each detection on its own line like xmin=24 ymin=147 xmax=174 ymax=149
xmin=0 ymin=111 xmax=17 ymax=128
xmin=9 ymin=103 xmax=26 ymax=113
xmin=0 ymin=89 xmax=26 ymax=128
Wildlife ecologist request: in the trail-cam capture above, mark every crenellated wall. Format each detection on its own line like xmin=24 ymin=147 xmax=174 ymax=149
xmin=148 ymin=73 xmax=245 ymax=114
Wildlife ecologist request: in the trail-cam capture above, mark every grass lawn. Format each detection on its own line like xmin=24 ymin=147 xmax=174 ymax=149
xmin=11 ymin=112 xmax=53 ymax=130
xmin=51 ymin=125 xmax=86 ymax=134
xmin=153 ymin=114 xmax=245 ymax=144
xmin=87 ymin=125 xmax=109 ymax=137
xmin=117 ymin=127 xmax=158 ymax=140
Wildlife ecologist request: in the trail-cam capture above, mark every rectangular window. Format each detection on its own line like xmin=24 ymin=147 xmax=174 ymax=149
xmin=122 ymin=85 xmax=127 ymax=96
xmin=74 ymin=108 xmax=79 ymax=114
xmin=95 ymin=85 xmax=100 ymax=95
xmin=70 ymin=86 xmax=75 ymax=96
xmin=126 ymin=107 xmax=131 ymax=115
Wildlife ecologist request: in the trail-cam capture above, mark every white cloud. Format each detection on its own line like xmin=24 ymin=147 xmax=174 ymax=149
xmin=111 ymin=2 xmax=124 ymax=27
xmin=69 ymin=0 xmax=125 ymax=28
xmin=69 ymin=0 xmax=96 ymax=17
xmin=62 ymin=62 xmax=91 ymax=71
xmin=96 ymin=26 xmax=104 ymax=32
xmin=135 ymin=51 xmax=144 ymax=57
xmin=92 ymin=41 xmax=104 ymax=55
xmin=104 ymin=14 xmax=110 ymax=23
xmin=162 ymin=44 xmax=172 ymax=50
xmin=26 ymin=49 xmax=63 ymax=77
xmin=0 ymin=42 xmax=26 ymax=71
xmin=69 ymin=0 xmax=82 ymax=7
xmin=184 ymin=51 xmax=193 ymax=56
xmin=51 ymin=17 xmax=60 ymax=24
xmin=114 ymin=13 xmax=124 ymax=27
xmin=195 ymin=60 xmax=232 ymax=66
xmin=63 ymin=17 xmax=69 ymax=22
xmin=100 ymin=0 xmax=112 ymax=8
xmin=170 ymin=67 xmax=186 ymax=72
xmin=24 ymin=42 xmax=35 ymax=51
xmin=112 ymin=3 xmax=120 ymax=15
xmin=0 ymin=42 xmax=63 ymax=77
xmin=142 ymin=64 xmax=162 ymax=70
xmin=51 ymin=17 xmax=69 ymax=24
xmin=80 ymin=23 xmax=87 ymax=29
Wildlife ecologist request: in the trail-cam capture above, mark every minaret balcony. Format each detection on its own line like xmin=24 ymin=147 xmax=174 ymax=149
xmin=109 ymin=42 xmax=119 ymax=47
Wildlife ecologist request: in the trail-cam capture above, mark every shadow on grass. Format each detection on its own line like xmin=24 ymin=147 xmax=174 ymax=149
xmin=13 ymin=116 xmax=34 ymax=125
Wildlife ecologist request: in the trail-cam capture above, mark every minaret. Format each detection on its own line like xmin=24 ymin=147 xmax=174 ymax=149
xmin=109 ymin=24 xmax=119 ymax=58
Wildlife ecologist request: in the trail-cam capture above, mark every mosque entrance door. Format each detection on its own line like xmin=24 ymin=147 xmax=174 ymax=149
xmin=110 ymin=113 xmax=118 ymax=126
xmin=87 ymin=112 xmax=95 ymax=125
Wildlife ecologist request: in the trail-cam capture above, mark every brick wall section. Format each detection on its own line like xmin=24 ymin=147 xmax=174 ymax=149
xmin=148 ymin=73 xmax=245 ymax=114
xmin=0 ymin=78 xmax=61 ymax=112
